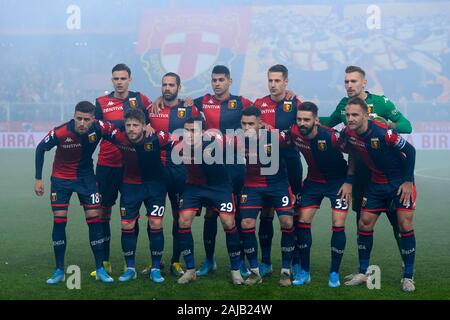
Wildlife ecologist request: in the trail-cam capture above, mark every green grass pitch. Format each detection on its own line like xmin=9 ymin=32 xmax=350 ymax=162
xmin=0 ymin=150 xmax=449 ymax=300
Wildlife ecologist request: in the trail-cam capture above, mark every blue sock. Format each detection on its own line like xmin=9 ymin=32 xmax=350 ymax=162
xmin=400 ymin=230 xmax=416 ymax=279
xmin=171 ymin=219 xmax=181 ymax=263
xmin=178 ymin=227 xmax=195 ymax=269
xmin=296 ymin=222 xmax=312 ymax=272
xmin=224 ymin=226 xmax=241 ymax=271
xmin=52 ymin=217 xmax=67 ymax=270
xmin=292 ymin=223 xmax=300 ymax=265
xmin=281 ymin=227 xmax=295 ymax=269
xmin=235 ymin=214 xmax=246 ymax=266
xmin=241 ymin=227 xmax=258 ymax=268
xmin=148 ymin=225 xmax=164 ymax=269
xmin=121 ymin=228 xmax=137 ymax=268
xmin=203 ymin=214 xmax=217 ymax=262
xmin=330 ymin=226 xmax=346 ymax=273
xmin=86 ymin=217 xmax=104 ymax=270
xmin=258 ymin=217 xmax=274 ymax=265
xmin=101 ymin=206 xmax=111 ymax=262
xmin=357 ymin=229 xmax=373 ymax=274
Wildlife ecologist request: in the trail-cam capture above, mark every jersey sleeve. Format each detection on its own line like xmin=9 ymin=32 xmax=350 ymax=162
xmin=194 ymin=97 xmax=204 ymax=111
xmin=385 ymin=129 xmax=416 ymax=182
xmin=241 ymin=96 xmax=254 ymax=108
xmin=94 ymin=99 xmax=103 ymax=121
xmin=320 ymin=99 xmax=346 ymax=127
xmin=139 ymin=93 xmax=152 ymax=124
xmin=35 ymin=129 xmax=58 ymax=179
xmin=381 ymin=97 xmax=412 ymax=134
xmin=155 ymin=130 xmax=171 ymax=148
xmin=191 ymin=105 xmax=201 ymax=117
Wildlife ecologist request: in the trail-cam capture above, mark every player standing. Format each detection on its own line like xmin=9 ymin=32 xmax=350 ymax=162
xmin=341 ymin=97 xmax=417 ymax=292
xmin=103 ymin=108 xmax=171 ymax=283
xmin=34 ymin=101 xmax=114 ymax=284
xmin=144 ymin=72 xmax=200 ymax=277
xmin=320 ymin=66 xmax=412 ymax=278
xmin=92 ymin=63 xmax=152 ymax=277
xmin=239 ymin=106 xmax=296 ymax=287
xmin=253 ymin=64 xmax=303 ymax=278
xmin=287 ymin=102 xmax=353 ymax=288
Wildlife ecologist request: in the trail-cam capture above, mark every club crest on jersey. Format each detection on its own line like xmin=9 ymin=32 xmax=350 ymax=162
xmin=367 ymin=104 xmax=374 ymax=114
xmin=228 ymin=100 xmax=237 ymax=109
xmin=317 ymin=140 xmax=327 ymax=151
xmin=264 ymin=144 xmax=272 ymax=156
xmin=120 ymin=208 xmax=126 ymax=217
xmin=240 ymin=194 xmax=247 ymax=204
xmin=177 ymin=108 xmax=186 ymax=118
xmin=51 ymin=193 xmax=57 ymax=202
xmin=88 ymin=132 xmax=97 ymax=143
xmin=283 ymin=101 xmax=292 ymax=112
xmin=370 ymin=138 xmax=380 ymax=149
xmin=129 ymin=97 xmax=137 ymax=107
xmin=144 ymin=142 xmax=153 ymax=151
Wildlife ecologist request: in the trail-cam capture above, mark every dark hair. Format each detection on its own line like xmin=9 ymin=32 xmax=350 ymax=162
xmin=75 ymin=101 xmax=95 ymax=114
xmin=297 ymin=101 xmax=318 ymax=117
xmin=184 ymin=115 xmax=206 ymax=128
xmin=268 ymin=64 xmax=288 ymax=79
xmin=112 ymin=63 xmax=131 ymax=77
xmin=242 ymin=106 xmax=261 ymax=118
xmin=212 ymin=65 xmax=231 ymax=78
xmin=347 ymin=97 xmax=368 ymax=112
xmin=124 ymin=108 xmax=146 ymax=124
xmin=345 ymin=65 xmax=365 ymax=78
xmin=163 ymin=72 xmax=181 ymax=86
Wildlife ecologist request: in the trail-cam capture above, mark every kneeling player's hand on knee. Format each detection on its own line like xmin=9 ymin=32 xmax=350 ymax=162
xmin=398 ymin=181 xmax=413 ymax=207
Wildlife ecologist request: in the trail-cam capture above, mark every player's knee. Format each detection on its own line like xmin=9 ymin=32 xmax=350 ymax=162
xmin=178 ymin=214 xmax=193 ymax=229
xmin=220 ymin=218 xmax=235 ymax=230
xmin=279 ymin=216 xmax=293 ymax=229
xmin=241 ymin=218 xmax=256 ymax=229
xmin=121 ymin=220 xmax=136 ymax=231
xmin=397 ymin=214 xmax=414 ymax=232
xmin=358 ymin=217 xmax=373 ymax=231
xmin=148 ymin=218 xmax=162 ymax=230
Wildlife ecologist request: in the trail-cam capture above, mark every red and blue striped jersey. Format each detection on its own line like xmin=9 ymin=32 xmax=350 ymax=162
xmin=341 ymin=120 xmax=414 ymax=184
xmin=35 ymin=120 xmax=113 ymax=180
xmin=194 ymin=94 xmax=253 ymax=132
xmin=254 ymin=95 xmax=302 ymax=130
xmin=178 ymin=135 xmax=231 ymax=187
xmin=288 ymin=125 xmax=348 ymax=183
xmin=243 ymin=133 xmax=288 ymax=187
xmin=103 ymin=129 xmax=170 ymax=184
xmin=148 ymin=100 xmax=200 ymax=166
xmin=95 ymin=91 xmax=152 ymax=167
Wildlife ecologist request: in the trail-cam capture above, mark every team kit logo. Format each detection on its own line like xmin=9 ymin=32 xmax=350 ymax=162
xmin=371 ymin=138 xmax=380 ymax=149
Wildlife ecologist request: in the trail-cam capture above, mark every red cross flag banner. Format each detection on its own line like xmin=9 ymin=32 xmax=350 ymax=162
xmin=135 ymin=7 xmax=251 ymax=97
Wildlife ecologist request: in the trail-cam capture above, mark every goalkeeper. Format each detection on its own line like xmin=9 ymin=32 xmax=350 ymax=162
xmin=320 ymin=66 xmax=412 ymax=279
